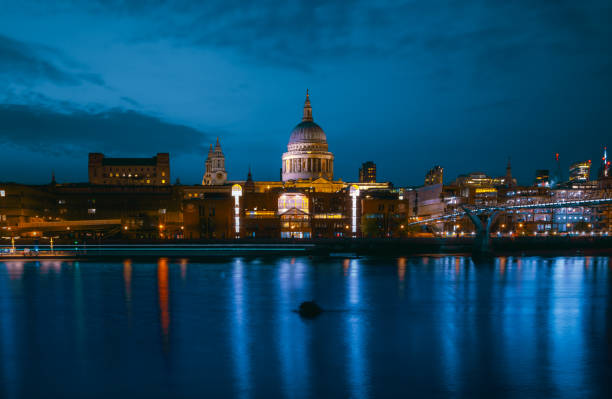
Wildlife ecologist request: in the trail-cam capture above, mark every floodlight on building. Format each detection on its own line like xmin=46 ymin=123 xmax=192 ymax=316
xmin=232 ymin=184 xmax=243 ymax=238
xmin=349 ymin=185 xmax=360 ymax=237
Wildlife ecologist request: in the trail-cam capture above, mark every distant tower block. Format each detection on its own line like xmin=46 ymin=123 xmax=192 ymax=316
xmin=359 ymin=161 xmax=377 ymax=183
xmin=505 ymin=157 xmax=515 ymax=187
xmin=202 ymin=137 xmax=228 ymax=185
xmin=425 ymin=165 xmax=443 ymax=186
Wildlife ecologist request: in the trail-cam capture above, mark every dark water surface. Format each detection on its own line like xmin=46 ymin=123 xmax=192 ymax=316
xmin=1 ymin=256 xmax=611 ymax=398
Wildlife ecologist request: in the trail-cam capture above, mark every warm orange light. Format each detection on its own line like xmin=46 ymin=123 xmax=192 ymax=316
xmin=159 ymin=224 xmax=165 ymax=229
xmin=124 ymin=226 xmax=128 ymax=230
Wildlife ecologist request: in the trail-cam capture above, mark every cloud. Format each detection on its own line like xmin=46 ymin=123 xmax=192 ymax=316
xmin=0 ymin=34 xmax=104 ymax=87
xmin=58 ymin=0 xmax=609 ymax=69
xmin=0 ymin=102 xmax=208 ymax=156
xmin=8 ymin=1 xmax=611 ymax=77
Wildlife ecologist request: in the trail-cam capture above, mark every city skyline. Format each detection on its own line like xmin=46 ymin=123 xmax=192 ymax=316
xmin=1 ymin=1 xmax=611 ymax=185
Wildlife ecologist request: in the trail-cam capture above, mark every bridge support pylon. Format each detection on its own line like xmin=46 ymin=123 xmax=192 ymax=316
xmin=462 ymin=207 xmax=498 ymax=257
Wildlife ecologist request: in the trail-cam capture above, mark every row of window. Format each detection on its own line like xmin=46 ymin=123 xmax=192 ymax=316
xmin=105 ymin=167 xmax=160 ymax=173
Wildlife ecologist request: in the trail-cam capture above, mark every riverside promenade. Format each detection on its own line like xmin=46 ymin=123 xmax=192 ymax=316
xmin=2 ymin=237 xmax=611 ymax=259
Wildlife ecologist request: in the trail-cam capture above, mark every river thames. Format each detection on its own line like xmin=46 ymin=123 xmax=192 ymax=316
xmin=0 ymin=256 xmax=610 ymax=398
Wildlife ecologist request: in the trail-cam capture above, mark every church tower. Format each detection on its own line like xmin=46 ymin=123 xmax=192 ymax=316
xmin=202 ymin=137 xmax=228 ymax=185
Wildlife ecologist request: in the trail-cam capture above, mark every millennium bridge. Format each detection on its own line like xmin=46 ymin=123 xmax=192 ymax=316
xmin=407 ymin=197 xmax=612 ymax=254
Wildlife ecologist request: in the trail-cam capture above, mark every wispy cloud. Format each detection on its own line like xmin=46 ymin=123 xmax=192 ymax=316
xmin=0 ymin=101 xmax=208 ymax=156
xmin=52 ymin=0 xmax=611 ymax=70
xmin=0 ymin=34 xmax=105 ymax=87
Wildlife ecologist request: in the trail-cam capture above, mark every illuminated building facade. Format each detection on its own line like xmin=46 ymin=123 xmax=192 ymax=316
xmin=88 ymin=153 xmax=170 ymax=185
xmin=183 ymin=193 xmax=233 ymax=239
xmin=359 ymin=161 xmax=377 ymax=183
xmin=278 ymin=192 xmax=311 ymax=238
xmin=599 ymin=147 xmax=610 ymax=179
xmin=360 ymin=190 xmax=410 ymax=237
xmin=281 ymin=91 xmax=334 ymax=182
xmin=424 ymin=166 xmax=443 ymax=186
xmin=534 ymin=169 xmax=550 ymax=187
xmin=202 ymin=138 xmax=228 ymax=186
xmin=569 ymin=161 xmax=591 ymax=182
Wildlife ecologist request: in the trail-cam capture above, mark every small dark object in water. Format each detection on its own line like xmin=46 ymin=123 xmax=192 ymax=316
xmin=298 ymin=301 xmax=323 ymax=318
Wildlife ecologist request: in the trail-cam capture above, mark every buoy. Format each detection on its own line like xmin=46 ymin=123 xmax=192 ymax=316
xmin=298 ymin=301 xmax=323 ymax=318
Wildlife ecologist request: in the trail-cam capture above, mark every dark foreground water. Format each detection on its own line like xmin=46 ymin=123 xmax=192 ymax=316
xmin=0 ymin=256 xmax=611 ymax=398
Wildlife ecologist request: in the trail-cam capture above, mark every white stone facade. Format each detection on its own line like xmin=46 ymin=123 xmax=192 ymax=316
xmin=282 ymin=91 xmax=334 ymax=182
xmin=202 ymin=138 xmax=228 ymax=185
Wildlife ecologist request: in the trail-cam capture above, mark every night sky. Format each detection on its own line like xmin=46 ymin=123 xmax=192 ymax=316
xmin=1 ymin=1 xmax=610 ymax=186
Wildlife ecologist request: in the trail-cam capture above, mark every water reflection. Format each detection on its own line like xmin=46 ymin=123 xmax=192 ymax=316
xmin=180 ymin=258 xmax=188 ymax=281
xmin=231 ymin=259 xmax=251 ymax=399
xmin=277 ymin=258 xmax=309 ymax=399
xmin=123 ymin=259 xmax=132 ymax=305
xmin=397 ymin=257 xmax=406 ymax=297
xmin=0 ymin=262 xmax=19 ymax=399
xmin=4 ymin=261 xmax=24 ymax=280
xmin=345 ymin=259 xmax=368 ymax=399
xmin=123 ymin=259 xmax=132 ymax=325
xmin=157 ymin=258 xmax=170 ymax=347
xmin=0 ymin=256 xmax=609 ymax=398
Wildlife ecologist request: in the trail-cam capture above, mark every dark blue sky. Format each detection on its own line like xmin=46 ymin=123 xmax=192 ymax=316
xmin=0 ymin=0 xmax=610 ymax=185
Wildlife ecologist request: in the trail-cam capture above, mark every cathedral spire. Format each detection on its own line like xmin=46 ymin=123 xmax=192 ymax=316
xmin=302 ymin=89 xmax=313 ymax=122
xmin=215 ymin=137 xmax=221 ymax=151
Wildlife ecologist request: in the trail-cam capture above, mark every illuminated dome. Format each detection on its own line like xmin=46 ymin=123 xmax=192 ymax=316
xmin=282 ymin=91 xmax=334 ymax=182
xmin=288 ymin=121 xmax=328 ymax=151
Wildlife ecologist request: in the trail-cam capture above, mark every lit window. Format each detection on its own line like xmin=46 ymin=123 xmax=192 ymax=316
xmin=162 ymin=171 xmax=166 ymax=177
xmin=0 ymin=190 xmax=4 ymax=197
xmin=161 ymin=179 xmax=166 ymax=184
xmin=88 ymin=208 xmax=96 ymax=214
xmin=146 ymin=179 xmax=150 ymax=184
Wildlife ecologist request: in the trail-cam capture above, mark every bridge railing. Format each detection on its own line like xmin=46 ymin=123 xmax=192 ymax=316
xmin=408 ymin=197 xmax=612 ymax=226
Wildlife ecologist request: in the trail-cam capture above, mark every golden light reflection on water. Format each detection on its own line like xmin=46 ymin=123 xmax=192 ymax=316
xmin=123 ymin=259 xmax=132 ymax=304
xmin=158 ymin=258 xmax=170 ymax=345
xmin=397 ymin=257 xmax=406 ymax=282
xmin=397 ymin=257 xmax=406 ymax=297
xmin=180 ymin=258 xmax=188 ymax=281
xmin=499 ymin=257 xmax=507 ymax=276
